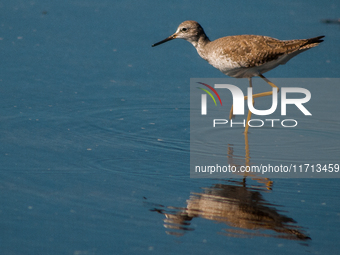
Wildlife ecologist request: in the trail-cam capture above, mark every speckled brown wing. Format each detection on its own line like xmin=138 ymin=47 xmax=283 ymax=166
xmin=216 ymin=35 xmax=324 ymax=68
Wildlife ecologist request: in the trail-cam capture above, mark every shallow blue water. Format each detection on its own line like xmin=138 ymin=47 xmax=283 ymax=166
xmin=0 ymin=0 xmax=339 ymax=254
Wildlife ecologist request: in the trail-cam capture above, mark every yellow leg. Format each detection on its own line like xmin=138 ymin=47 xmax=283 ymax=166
xmin=244 ymin=78 xmax=253 ymax=134
xmin=249 ymin=75 xmax=280 ymax=100
xmin=244 ymin=132 xmax=250 ymax=167
xmin=245 ymin=75 xmax=279 ymax=133
xmin=244 ymin=131 xmax=273 ymax=189
xmin=259 ymin=74 xmax=280 ymax=93
xmin=229 ymin=74 xmax=280 ymax=133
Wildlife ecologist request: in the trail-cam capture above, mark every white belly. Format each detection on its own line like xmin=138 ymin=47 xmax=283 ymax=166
xmin=205 ymin=50 xmax=303 ymax=78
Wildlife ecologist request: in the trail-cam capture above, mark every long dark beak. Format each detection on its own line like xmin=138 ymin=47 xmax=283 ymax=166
xmin=152 ymin=34 xmax=177 ymax=47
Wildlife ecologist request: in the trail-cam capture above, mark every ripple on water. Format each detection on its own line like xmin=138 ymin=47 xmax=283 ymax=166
xmin=65 ymin=102 xmax=191 ymax=177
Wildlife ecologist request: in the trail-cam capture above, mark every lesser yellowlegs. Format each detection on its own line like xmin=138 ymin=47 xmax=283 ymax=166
xmin=152 ymin=20 xmax=324 ymax=133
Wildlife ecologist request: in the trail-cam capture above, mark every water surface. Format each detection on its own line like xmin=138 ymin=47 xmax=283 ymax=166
xmin=0 ymin=0 xmax=339 ymax=254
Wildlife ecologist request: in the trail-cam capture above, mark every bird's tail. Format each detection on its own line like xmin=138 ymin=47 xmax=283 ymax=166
xmin=300 ymin=35 xmax=325 ymax=50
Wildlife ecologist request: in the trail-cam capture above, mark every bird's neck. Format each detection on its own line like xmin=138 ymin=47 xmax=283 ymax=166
xmin=190 ymin=34 xmax=211 ymax=61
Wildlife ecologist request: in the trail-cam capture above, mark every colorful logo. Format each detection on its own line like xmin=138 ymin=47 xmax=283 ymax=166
xmin=197 ymin=82 xmax=222 ymax=115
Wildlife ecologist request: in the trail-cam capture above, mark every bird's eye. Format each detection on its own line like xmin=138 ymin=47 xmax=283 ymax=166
xmin=181 ymin=28 xmax=188 ymax=32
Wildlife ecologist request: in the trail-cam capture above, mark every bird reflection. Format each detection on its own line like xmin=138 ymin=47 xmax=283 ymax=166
xmin=149 ymin=134 xmax=310 ymax=241
xmin=150 ymin=179 xmax=310 ymax=240
xmin=151 ymin=134 xmax=310 ymax=240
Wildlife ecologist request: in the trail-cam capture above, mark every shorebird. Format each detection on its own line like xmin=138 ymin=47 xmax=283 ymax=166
xmin=152 ymin=20 xmax=324 ymax=133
